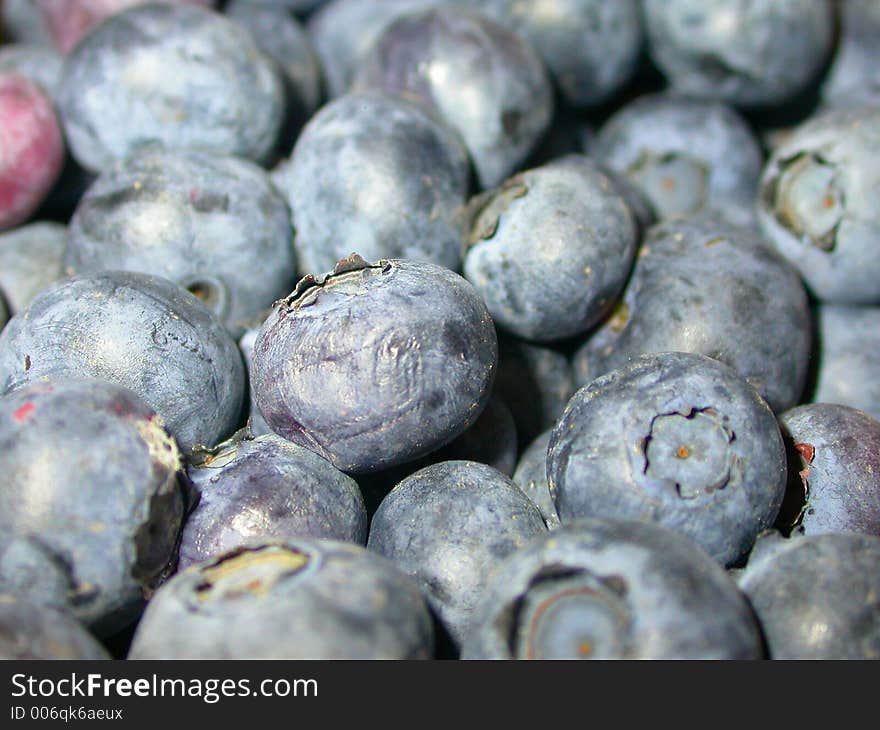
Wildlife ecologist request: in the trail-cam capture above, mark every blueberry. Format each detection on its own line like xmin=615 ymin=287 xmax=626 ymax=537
xmin=494 ymin=337 xmax=575 ymax=448
xmin=462 ymin=518 xmax=763 ymax=659
xmin=57 ymin=3 xmax=285 ymax=172
xmin=574 ymin=215 xmax=811 ymax=413
xmin=594 ymin=94 xmax=763 ymax=223
xmin=65 ymin=146 xmax=297 ymax=337
xmin=128 ymin=540 xmax=434 ymax=659
xmin=0 ymin=223 xmax=65 ymax=316
xmin=463 ymin=156 xmax=637 ymax=342
xmin=776 ymin=404 xmax=880 ymax=537
xmin=0 ymin=271 xmax=245 ymax=453
xmin=272 ymin=92 xmax=470 ymax=276
xmin=238 ymin=326 xmax=273 ymax=437
xmin=251 ymin=256 xmax=497 ymax=473
xmin=307 ymin=0 xmax=435 ymax=99
xmin=0 ymin=531 xmax=74 ymax=614
xmin=368 ymin=460 xmax=547 ymax=645
xmin=1 ymin=0 xmax=53 ymax=46
xmin=0 ymin=380 xmax=187 ymax=634
xmin=512 ymin=429 xmax=559 ymax=529
xmin=643 ymin=0 xmax=834 ymax=108
xmin=179 ymin=431 xmax=368 ymax=570
xmin=0 ymin=43 xmax=63 ymax=98
xmin=475 ymin=0 xmax=643 ymax=108
xmin=811 ymin=304 xmax=880 ymax=420
xmin=0 ymin=596 xmax=110 ymax=660
xmin=548 ymin=352 xmax=788 ymax=566
xmin=737 ymin=531 xmax=880 ymax=659
xmin=756 ymin=106 xmax=880 ymax=304
xmin=353 ymin=5 xmax=554 ymax=188
xmin=821 ymin=0 xmax=880 ymax=109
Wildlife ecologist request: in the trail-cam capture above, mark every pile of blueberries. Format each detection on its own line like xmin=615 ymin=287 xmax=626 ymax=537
xmin=1 ymin=0 xmax=879 ymax=661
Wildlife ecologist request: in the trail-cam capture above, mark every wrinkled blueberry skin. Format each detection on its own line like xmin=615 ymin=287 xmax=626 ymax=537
xmin=307 ymin=0 xmax=436 ymax=99
xmin=548 ymin=352 xmax=788 ymax=567
xmin=225 ymin=1 xmax=323 ymax=117
xmin=463 ymin=157 xmax=637 ymax=343
xmin=574 ymin=216 xmax=811 ymax=413
xmin=756 ymin=107 xmax=880 ymax=304
xmin=643 ymin=0 xmax=834 ymax=108
xmin=57 ymin=4 xmax=285 ymax=173
xmin=475 ymin=0 xmax=642 ymax=108
xmin=821 ymin=0 xmax=880 ymax=109
xmin=513 ymin=430 xmax=559 ymax=529
xmin=0 ymin=223 xmax=66 ymax=316
xmin=65 ymin=147 xmax=297 ymax=337
xmin=252 ymin=257 xmax=497 ymax=473
xmin=0 ymin=44 xmax=62 ymax=99
xmin=353 ymin=6 xmax=554 ymax=189
xmin=737 ymin=532 xmax=880 ymax=659
xmin=0 ymin=271 xmax=245 ymax=453
xmin=0 ymin=596 xmax=110 ymax=660
xmin=272 ymin=92 xmax=469 ymax=276
xmin=0 ymin=530 xmax=75 ymax=614
xmin=368 ymin=460 xmax=547 ymax=645
xmin=594 ymin=94 xmax=763 ymax=222
xmin=129 ymin=540 xmax=434 ymax=659
xmin=0 ymin=380 xmax=186 ymax=634
xmin=777 ymin=404 xmax=880 ymax=537
xmin=494 ymin=337 xmax=574 ymax=449
xmin=812 ymin=305 xmax=880 ymax=420
xmin=462 ymin=519 xmax=763 ymax=659
xmin=179 ymin=433 xmax=368 ymax=570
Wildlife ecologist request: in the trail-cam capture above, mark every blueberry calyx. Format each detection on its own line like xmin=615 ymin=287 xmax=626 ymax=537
xmin=466 ymin=178 xmax=529 ymax=249
xmin=276 ymin=253 xmax=392 ymax=312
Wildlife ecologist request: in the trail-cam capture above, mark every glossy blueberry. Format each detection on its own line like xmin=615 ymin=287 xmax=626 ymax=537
xmin=179 ymin=432 xmax=368 ymax=570
xmin=494 ymin=337 xmax=574 ymax=449
xmin=272 ymin=92 xmax=469 ymax=276
xmin=512 ymin=430 xmax=559 ymax=529
xmin=0 ymin=271 xmax=245 ymax=453
xmin=368 ymin=460 xmax=547 ymax=645
xmin=776 ymin=404 xmax=880 ymax=537
xmin=0 ymin=380 xmax=186 ymax=634
xmin=812 ymin=304 xmax=880 ymax=420
xmin=0 ymin=43 xmax=62 ymax=99
xmin=574 ymin=215 xmax=811 ymax=413
xmin=462 ymin=519 xmax=763 ymax=659
xmin=353 ymin=5 xmax=554 ymax=188
xmin=548 ymin=352 xmax=788 ymax=566
xmin=594 ymin=94 xmax=763 ymax=222
xmin=475 ymin=0 xmax=642 ymax=108
xmin=643 ymin=0 xmax=834 ymax=108
xmin=737 ymin=531 xmax=880 ymax=659
xmin=463 ymin=156 xmax=637 ymax=342
xmin=0 ymin=224 xmax=65 ymax=316
xmin=821 ymin=0 xmax=880 ymax=109
xmin=756 ymin=106 xmax=880 ymax=304
xmin=307 ymin=0 xmax=435 ymax=99
xmin=57 ymin=4 xmax=285 ymax=172
xmin=251 ymin=256 xmax=497 ymax=473
xmin=129 ymin=540 xmax=434 ymax=659
xmin=65 ymin=146 xmax=297 ymax=337
xmin=0 ymin=596 xmax=110 ymax=660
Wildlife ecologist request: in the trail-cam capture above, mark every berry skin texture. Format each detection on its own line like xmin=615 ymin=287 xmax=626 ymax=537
xmin=737 ymin=531 xmax=880 ymax=659
xmin=777 ymin=404 xmax=880 ymax=537
xmin=0 ymin=73 xmax=65 ymax=231
xmin=353 ymin=5 xmax=554 ymax=189
xmin=179 ymin=432 xmax=368 ymax=570
xmin=368 ymin=460 xmax=547 ymax=646
xmin=463 ymin=156 xmax=637 ymax=343
xmin=548 ymin=352 xmax=787 ymax=567
xmin=0 ymin=222 xmax=67 ymax=315
xmin=462 ymin=519 xmax=763 ymax=660
xmin=251 ymin=256 xmax=498 ymax=474
xmin=272 ymin=91 xmax=470 ymax=276
xmin=128 ymin=540 xmax=435 ymax=659
xmin=0 ymin=380 xmax=186 ymax=635
xmin=0 ymin=271 xmax=245 ymax=454
xmin=56 ymin=4 xmax=285 ymax=172
xmin=574 ymin=215 xmax=812 ymax=413
xmin=65 ymin=146 xmax=297 ymax=337
xmin=757 ymin=106 xmax=880 ymax=304
xmin=0 ymin=596 xmax=110 ymax=660
xmin=513 ymin=429 xmax=560 ymax=530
